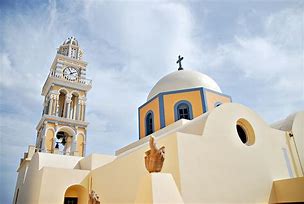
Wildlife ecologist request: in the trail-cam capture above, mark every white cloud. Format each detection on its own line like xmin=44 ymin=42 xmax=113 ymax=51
xmin=199 ymin=5 xmax=304 ymax=121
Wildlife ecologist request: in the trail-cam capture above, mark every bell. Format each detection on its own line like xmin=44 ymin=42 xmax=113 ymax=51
xmin=61 ymin=137 xmax=67 ymax=146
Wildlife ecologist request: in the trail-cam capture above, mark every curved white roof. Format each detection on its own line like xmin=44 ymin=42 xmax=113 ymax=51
xmin=147 ymin=69 xmax=222 ymax=101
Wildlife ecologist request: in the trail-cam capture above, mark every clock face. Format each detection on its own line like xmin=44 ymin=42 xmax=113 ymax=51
xmin=63 ymin=67 xmax=78 ymax=81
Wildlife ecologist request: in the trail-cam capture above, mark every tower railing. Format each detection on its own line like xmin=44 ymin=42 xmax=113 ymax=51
xmin=49 ymin=71 xmax=92 ymax=86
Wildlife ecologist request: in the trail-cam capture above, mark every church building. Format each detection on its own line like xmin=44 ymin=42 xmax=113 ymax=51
xmin=13 ymin=37 xmax=304 ymax=204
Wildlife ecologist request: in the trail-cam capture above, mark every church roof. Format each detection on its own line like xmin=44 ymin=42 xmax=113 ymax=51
xmin=271 ymin=112 xmax=298 ymax=131
xmin=147 ymin=69 xmax=222 ymax=101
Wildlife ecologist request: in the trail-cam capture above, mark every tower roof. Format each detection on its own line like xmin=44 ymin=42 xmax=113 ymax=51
xmin=57 ymin=36 xmax=83 ymax=60
xmin=147 ymin=69 xmax=222 ymax=101
xmin=63 ymin=36 xmax=79 ymax=46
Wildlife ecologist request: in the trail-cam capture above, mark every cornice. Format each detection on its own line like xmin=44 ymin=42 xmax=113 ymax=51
xmin=41 ymin=76 xmax=92 ymax=96
xmin=53 ymin=54 xmax=88 ymax=67
xmin=36 ymin=114 xmax=89 ymax=131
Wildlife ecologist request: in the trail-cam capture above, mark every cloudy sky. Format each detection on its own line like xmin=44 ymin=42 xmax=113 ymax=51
xmin=0 ymin=0 xmax=303 ymax=203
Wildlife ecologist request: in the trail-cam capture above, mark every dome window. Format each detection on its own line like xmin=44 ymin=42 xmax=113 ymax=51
xmin=236 ymin=118 xmax=255 ymax=145
xmin=145 ymin=111 xmax=154 ymax=136
xmin=214 ymin=102 xmax=222 ymax=107
xmin=175 ymin=101 xmax=193 ymax=121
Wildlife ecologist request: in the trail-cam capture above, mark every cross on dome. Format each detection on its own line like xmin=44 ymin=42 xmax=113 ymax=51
xmin=176 ymin=55 xmax=184 ymax=71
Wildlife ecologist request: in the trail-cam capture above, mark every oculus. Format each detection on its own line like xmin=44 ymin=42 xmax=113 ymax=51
xmin=236 ymin=118 xmax=255 ymax=146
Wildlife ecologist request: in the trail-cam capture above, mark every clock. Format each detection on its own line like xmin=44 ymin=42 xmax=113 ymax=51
xmin=63 ymin=67 xmax=78 ymax=81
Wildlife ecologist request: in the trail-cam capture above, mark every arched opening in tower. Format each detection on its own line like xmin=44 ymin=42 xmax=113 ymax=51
xmin=58 ymin=90 xmax=67 ymax=117
xmin=55 ymin=131 xmax=72 ymax=155
xmin=70 ymin=93 xmax=79 ymax=120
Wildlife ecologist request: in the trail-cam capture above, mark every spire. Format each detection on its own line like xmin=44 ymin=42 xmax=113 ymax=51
xmin=176 ymin=55 xmax=184 ymax=71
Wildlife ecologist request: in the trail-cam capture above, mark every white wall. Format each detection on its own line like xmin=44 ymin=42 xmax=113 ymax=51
xmin=177 ymin=103 xmax=293 ymax=203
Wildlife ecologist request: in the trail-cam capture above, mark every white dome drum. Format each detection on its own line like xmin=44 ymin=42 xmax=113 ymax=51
xmin=147 ymin=69 xmax=222 ymax=101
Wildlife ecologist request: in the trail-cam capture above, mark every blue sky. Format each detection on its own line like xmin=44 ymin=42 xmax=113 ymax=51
xmin=0 ymin=0 xmax=303 ymax=203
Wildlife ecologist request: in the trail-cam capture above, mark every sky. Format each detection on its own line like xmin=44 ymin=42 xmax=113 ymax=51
xmin=0 ymin=0 xmax=303 ymax=203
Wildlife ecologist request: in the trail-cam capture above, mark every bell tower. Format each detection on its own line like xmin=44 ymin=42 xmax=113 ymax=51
xmin=35 ymin=37 xmax=92 ymax=156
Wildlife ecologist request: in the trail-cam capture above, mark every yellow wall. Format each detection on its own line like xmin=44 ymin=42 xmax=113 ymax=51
xmin=139 ymin=97 xmax=160 ymax=139
xmin=205 ymin=90 xmax=231 ymax=111
xmin=163 ymin=90 xmax=203 ymax=126
xmin=269 ymin=177 xmax=304 ymax=203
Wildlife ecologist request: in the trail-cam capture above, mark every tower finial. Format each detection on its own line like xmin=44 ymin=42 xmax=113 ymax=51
xmin=176 ymin=55 xmax=184 ymax=71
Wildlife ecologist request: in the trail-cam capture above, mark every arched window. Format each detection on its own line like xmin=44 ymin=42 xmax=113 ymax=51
xmin=174 ymin=101 xmax=193 ymax=121
xmin=145 ymin=111 xmax=154 ymax=136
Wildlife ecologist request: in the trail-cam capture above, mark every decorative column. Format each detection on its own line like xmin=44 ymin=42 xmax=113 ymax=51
xmin=72 ymin=100 xmax=77 ymax=120
xmin=71 ymin=127 xmax=78 ymax=156
xmin=79 ymin=103 xmax=83 ymax=121
xmin=65 ymin=94 xmax=72 ymax=119
xmin=48 ymin=95 xmax=54 ymax=115
xmin=55 ymin=94 xmax=59 ymax=116
xmin=79 ymin=97 xmax=86 ymax=121
xmin=82 ymin=104 xmax=86 ymax=121
xmin=83 ymin=128 xmax=87 ymax=156
xmin=81 ymin=97 xmax=87 ymax=121
xmin=48 ymin=90 xmax=59 ymax=115
xmin=40 ymin=123 xmax=47 ymax=152
xmin=41 ymin=135 xmax=46 ymax=152
xmin=76 ymin=100 xmax=81 ymax=120
xmin=77 ymin=97 xmax=84 ymax=121
xmin=42 ymin=100 xmax=47 ymax=115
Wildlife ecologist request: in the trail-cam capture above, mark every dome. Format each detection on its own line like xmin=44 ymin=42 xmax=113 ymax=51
xmin=63 ymin=36 xmax=78 ymax=46
xmin=147 ymin=69 xmax=222 ymax=101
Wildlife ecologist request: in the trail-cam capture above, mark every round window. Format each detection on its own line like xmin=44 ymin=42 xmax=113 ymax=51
xmin=236 ymin=124 xmax=247 ymax=143
xmin=236 ymin=119 xmax=255 ymax=145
